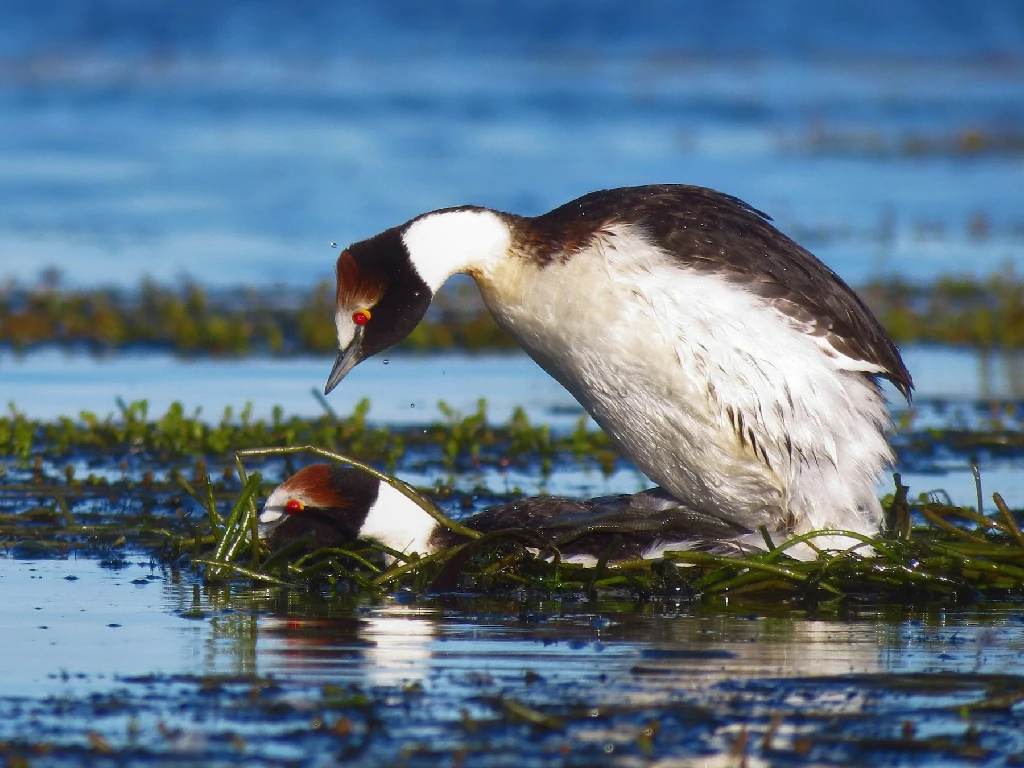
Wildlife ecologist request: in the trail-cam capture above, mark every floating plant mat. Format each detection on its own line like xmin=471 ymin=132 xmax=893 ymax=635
xmin=151 ymin=445 xmax=1024 ymax=604
xmin=4 ymin=454 xmax=1024 ymax=766
xmin=3 ymin=399 xmax=1024 ymax=601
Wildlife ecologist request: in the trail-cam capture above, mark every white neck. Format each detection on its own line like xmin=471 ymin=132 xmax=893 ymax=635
xmin=401 ymin=209 xmax=511 ymax=292
xmin=359 ymin=481 xmax=439 ymax=556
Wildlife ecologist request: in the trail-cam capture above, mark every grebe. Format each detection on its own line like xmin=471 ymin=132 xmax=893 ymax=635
xmin=323 ymin=185 xmax=912 ymax=541
xmin=258 ymin=464 xmax=755 ymax=563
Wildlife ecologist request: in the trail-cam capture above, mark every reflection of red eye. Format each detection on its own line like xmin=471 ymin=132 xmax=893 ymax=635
xmin=352 ymin=309 xmax=371 ymax=325
xmin=285 ymin=500 xmax=304 ymax=515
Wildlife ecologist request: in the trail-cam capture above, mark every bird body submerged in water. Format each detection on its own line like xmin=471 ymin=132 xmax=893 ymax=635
xmin=258 ymin=464 xmax=755 ymax=563
xmin=324 ymin=185 xmax=912 ymax=542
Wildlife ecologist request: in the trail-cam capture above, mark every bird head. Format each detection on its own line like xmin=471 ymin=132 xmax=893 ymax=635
xmin=325 ymin=226 xmax=432 ymax=394
xmin=325 ymin=207 xmax=512 ymax=394
xmin=258 ymin=464 xmax=439 ymax=555
xmin=258 ymin=464 xmax=378 ymax=548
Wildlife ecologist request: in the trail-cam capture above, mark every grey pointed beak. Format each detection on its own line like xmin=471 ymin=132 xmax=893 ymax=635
xmin=257 ymin=517 xmax=285 ymax=541
xmin=325 ymin=326 xmax=365 ymax=395
xmin=255 ymin=503 xmax=288 ymax=541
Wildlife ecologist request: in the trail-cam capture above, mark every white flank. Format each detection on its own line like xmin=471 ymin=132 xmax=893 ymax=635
xmin=473 ymin=223 xmax=894 ymax=538
xmin=358 ymin=481 xmax=439 ymax=556
xmin=402 ymin=209 xmax=512 ymax=292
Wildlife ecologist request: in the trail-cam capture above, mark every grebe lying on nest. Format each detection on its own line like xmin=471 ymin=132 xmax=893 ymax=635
xmin=258 ymin=464 xmax=760 ymax=564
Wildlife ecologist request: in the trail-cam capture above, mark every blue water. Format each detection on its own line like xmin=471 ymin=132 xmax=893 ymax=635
xmin=3 ymin=346 xmax=1022 ymax=424
xmin=4 ymin=346 xmax=1024 ymax=508
xmin=4 ymin=556 xmax=1024 ymax=765
xmin=0 ymin=0 xmax=1021 ymax=287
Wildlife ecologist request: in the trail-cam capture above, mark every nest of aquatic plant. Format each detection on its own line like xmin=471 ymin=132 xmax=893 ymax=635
xmin=172 ymin=446 xmax=1024 ymax=604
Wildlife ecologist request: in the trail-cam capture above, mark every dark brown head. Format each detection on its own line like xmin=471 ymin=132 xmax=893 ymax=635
xmin=258 ymin=464 xmax=381 ymax=549
xmin=325 ymin=207 xmax=512 ymax=394
xmin=325 ymin=226 xmax=432 ymax=394
xmin=258 ymin=464 xmax=440 ymax=554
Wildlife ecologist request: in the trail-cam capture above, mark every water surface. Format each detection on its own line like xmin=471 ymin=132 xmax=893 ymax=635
xmin=1 ymin=554 xmax=1023 ymax=765
xmin=3 ymin=346 xmax=1022 ymax=423
xmin=0 ymin=0 xmax=1021 ymax=288
xmin=3 ymin=345 xmax=1023 ymax=509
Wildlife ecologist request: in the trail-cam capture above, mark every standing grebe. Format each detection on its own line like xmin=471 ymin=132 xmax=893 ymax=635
xmin=322 ymin=185 xmax=912 ymax=541
xmin=258 ymin=464 xmax=755 ymax=563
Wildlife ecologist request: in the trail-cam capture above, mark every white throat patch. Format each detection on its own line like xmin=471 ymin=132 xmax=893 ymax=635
xmin=401 ymin=209 xmax=511 ymax=292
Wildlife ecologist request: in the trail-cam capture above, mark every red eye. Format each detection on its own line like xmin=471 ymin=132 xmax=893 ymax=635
xmin=352 ymin=309 xmax=371 ymax=325
xmin=285 ymin=499 xmax=304 ymax=515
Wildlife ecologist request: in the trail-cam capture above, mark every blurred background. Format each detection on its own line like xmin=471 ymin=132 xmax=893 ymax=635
xmin=1 ymin=0 xmax=1021 ymax=287
xmin=1 ymin=0 xmax=1023 ymax=428
xmin=0 ymin=0 xmax=1022 ymax=514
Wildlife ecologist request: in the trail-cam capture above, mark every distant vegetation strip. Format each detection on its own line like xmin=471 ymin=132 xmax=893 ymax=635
xmin=0 ymin=397 xmax=616 ymax=470
xmin=1 ymin=395 xmax=1019 ymax=471
xmin=0 ymin=279 xmax=517 ymax=356
xmin=1 ymin=273 xmax=1022 ymax=354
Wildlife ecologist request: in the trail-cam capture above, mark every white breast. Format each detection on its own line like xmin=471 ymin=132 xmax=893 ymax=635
xmin=476 ymin=225 xmax=893 ymax=537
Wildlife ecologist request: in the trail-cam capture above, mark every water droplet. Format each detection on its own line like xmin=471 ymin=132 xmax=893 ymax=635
xmin=410 ymin=403 xmax=416 ymax=408
xmin=382 ymin=359 xmax=389 ymax=365
xmin=330 ymin=241 xmax=337 ymax=248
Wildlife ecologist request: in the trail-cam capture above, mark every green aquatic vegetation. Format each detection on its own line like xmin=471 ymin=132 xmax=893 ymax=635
xmin=0 ymin=480 xmax=188 ymax=555
xmin=0 ymin=396 xmax=621 ymax=471
xmin=185 ymin=449 xmax=1024 ymax=603
xmin=862 ymin=268 xmax=1024 ymax=349
xmin=436 ymin=398 xmax=489 ymax=468
xmin=5 ymin=398 xmax=1024 ymax=602
xmin=0 ymin=396 xmax=400 ymax=462
xmin=0 ymin=404 xmax=34 ymax=459
xmin=4 ymin=272 xmax=1024 ymax=355
xmin=795 ymin=124 xmax=1024 ymax=159
xmin=507 ymin=406 xmax=560 ymax=475
xmin=0 ymin=278 xmax=517 ymax=355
